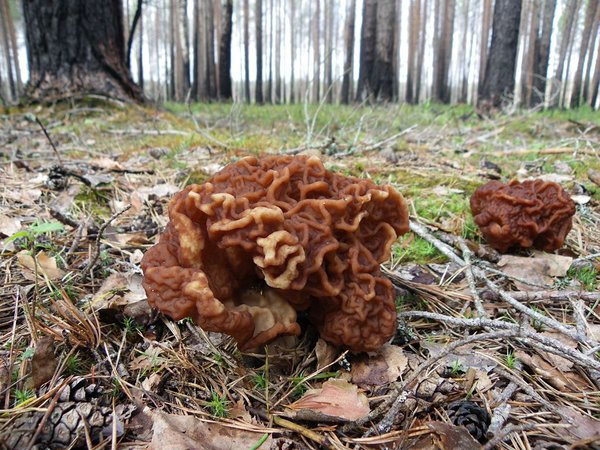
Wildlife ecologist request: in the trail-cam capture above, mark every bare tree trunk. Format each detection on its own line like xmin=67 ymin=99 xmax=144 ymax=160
xmin=255 ymin=0 xmax=264 ymax=103
xmin=406 ymin=0 xmax=420 ymax=103
xmin=517 ymin=0 xmax=539 ymax=108
xmin=458 ymin=0 xmax=471 ymax=103
xmin=138 ymin=6 xmax=144 ymax=90
xmin=435 ymin=0 xmax=455 ymax=103
xmin=478 ymin=0 xmax=493 ymax=96
xmin=0 ymin=0 xmax=17 ymax=100
xmin=182 ymin=0 xmax=191 ymax=95
xmin=372 ymin=0 xmax=396 ymax=101
xmin=274 ymin=0 xmax=281 ymax=103
xmin=415 ymin=0 xmax=427 ymax=103
xmin=341 ymin=0 xmax=356 ymax=104
xmin=324 ymin=0 xmax=334 ymax=103
xmin=479 ymin=0 xmax=522 ymax=107
xmin=590 ymin=32 xmax=600 ymax=107
xmin=206 ymin=0 xmax=217 ymax=99
xmin=583 ymin=2 xmax=600 ymax=103
xmin=570 ymin=0 xmax=598 ymax=107
xmin=312 ymin=0 xmax=321 ymax=103
xmin=356 ymin=0 xmax=377 ymax=101
xmin=551 ymin=0 xmax=579 ymax=107
xmin=23 ymin=0 xmax=143 ymax=102
xmin=170 ymin=0 xmax=185 ymax=101
xmin=218 ymin=0 xmax=233 ymax=99
xmin=531 ymin=0 xmax=555 ymax=106
xmin=266 ymin=0 xmax=273 ymax=103
xmin=289 ymin=0 xmax=295 ymax=103
xmin=243 ymin=0 xmax=250 ymax=103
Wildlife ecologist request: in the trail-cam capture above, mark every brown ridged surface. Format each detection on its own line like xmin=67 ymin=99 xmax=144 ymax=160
xmin=141 ymin=155 xmax=409 ymax=352
xmin=470 ymin=179 xmax=576 ymax=253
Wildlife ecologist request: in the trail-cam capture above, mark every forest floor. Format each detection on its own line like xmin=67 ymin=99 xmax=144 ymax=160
xmin=0 ymin=99 xmax=599 ymax=450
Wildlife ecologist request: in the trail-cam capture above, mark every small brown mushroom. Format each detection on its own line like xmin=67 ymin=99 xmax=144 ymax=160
xmin=470 ymin=179 xmax=576 ymax=253
xmin=141 ymin=155 xmax=409 ymax=352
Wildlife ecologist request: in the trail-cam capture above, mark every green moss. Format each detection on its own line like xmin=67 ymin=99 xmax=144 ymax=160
xmin=392 ymin=235 xmax=447 ymax=264
xmin=567 ymin=265 xmax=599 ymax=291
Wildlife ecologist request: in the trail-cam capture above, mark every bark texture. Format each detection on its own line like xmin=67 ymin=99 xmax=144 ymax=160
xmin=479 ymin=0 xmax=523 ymax=107
xmin=340 ymin=0 xmax=356 ymax=104
xmin=218 ymin=0 xmax=233 ymax=100
xmin=22 ymin=0 xmax=142 ymax=102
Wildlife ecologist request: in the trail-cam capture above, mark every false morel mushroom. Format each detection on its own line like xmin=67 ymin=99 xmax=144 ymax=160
xmin=470 ymin=179 xmax=576 ymax=253
xmin=141 ymin=155 xmax=409 ymax=352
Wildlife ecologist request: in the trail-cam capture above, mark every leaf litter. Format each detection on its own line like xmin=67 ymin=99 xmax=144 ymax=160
xmin=0 ymin=102 xmax=599 ymax=449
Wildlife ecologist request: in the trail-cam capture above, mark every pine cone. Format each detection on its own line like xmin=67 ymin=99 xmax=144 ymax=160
xmin=447 ymin=400 xmax=490 ymax=441
xmin=1 ymin=378 xmax=134 ymax=450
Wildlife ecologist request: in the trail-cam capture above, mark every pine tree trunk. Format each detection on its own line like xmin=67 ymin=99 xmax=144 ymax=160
xmin=532 ymin=0 xmax=555 ymax=106
xmin=312 ymin=0 xmax=321 ymax=103
xmin=243 ymin=0 xmax=250 ymax=103
xmin=218 ymin=0 xmax=233 ymax=100
xmin=589 ymin=35 xmax=600 ymax=107
xmin=415 ymin=0 xmax=427 ymax=103
xmin=274 ymin=0 xmax=282 ymax=103
xmin=324 ymin=0 xmax=334 ymax=103
xmin=266 ymin=0 xmax=273 ymax=103
xmin=0 ymin=0 xmax=16 ymax=101
xmin=356 ymin=0 xmax=377 ymax=101
xmin=406 ymin=0 xmax=420 ymax=104
xmin=289 ymin=0 xmax=295 ymax=103
xmin=255 ymin=0 xmax=264 ymax=104
xmin=478 ymin=0 xmax=493 ymax=98
xmin=479 ymin=0 xmax=522 ymax=107
xmin=138 ymin=9 xmax=144 ymax=90
xmin=1 ymin=0 xmax=22 ymax=97
xmin=435 ymin=0 xmax=455 ymax=103
xmin=551 ymin=0 xmax=578 ymax=107
xmin=583 ymin=2 xmax=600 ymax=103
xmin=22 ymin=0 xmax=142 ymax=102
xmin=206 ymin=0 xmax=217 ymax=99
xmin=372 ymin=0 xmax=396 ymax=101
xmin=341 ymin=0 xmax=356 ymax=104
xmin=570 ymin=0 xmax=598 ymax=107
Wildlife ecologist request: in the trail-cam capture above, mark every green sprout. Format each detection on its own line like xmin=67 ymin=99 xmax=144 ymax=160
xmin=3 ymin=220 xmax=64 ymax=251
xmin=449 ymin=360 xmax=465 ymax=376
xmin=13 ymin=388 xmax=35 ymax=405
xmin=207 ymin=390 xmax=229 ymax=418
xmin=505 ymin=351 xmax=518 ymax=369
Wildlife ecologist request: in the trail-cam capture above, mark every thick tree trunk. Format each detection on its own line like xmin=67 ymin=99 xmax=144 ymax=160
xmin=356 ymin=0 xmax=377 ymax=101
xmin=479 ymin=0 xmax=522 ymax=107
xmin=532 ymin=0 xmax=555 ymax=106
xmin=570 ymin=0 xmax=598 ymax=107
xmin=372 ymin=0 xmax=396 ymax=101
xmin=341 ymin=0 xmax=356 ymax=104
xmin=22 ymin=0 xmax=143 ymax=102
xmin=436 ymin=0 xmax=455 ymax=103
xmin=255 ymin=0 xmax=263 ymax=104
xmin=218 ymin=0 xmax=233 ymax=100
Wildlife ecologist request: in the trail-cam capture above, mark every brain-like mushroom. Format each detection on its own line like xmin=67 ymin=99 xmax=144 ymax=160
xmin=141 ymin=155 xmax=409 ymax=352
xmin=470 ymin=179 xmax=576 ymax=253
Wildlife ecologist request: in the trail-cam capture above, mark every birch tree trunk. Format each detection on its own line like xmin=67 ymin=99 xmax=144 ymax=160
xmin=570 ymin=0 xmax=598 ymax=107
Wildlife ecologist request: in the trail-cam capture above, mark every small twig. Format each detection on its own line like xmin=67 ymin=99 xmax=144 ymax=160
xmin=483 ymin=423 xmax=549 ymax=450
xmin=457 ymin=237 xmax=487 ymax=318
xmin=272 ymin=415 xmax=337 ymax=450
xmin=34 ymin=116 xmax=63 ymax=166
xmin=83 ymin=205 xmax=131 ymax=276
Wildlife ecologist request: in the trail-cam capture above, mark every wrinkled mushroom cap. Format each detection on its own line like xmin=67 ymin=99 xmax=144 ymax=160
xmin=470 ymin=179 xmax=576 ymax=253
xmin=141 ymin=155 xmax=409 ymax=352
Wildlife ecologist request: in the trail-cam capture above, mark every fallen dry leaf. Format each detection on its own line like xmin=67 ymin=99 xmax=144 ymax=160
xmin=17 ymin=250 xmax=65 ymax=281
xmin=89 ymin=157 xmax=125 ymax=171
xmin=0 ymin=214 xmax=22 ymax=237
xmin=31 ymin=336 xmax=58 ymax=388
xmin=288 ymin=378 xmax=370 ymax=421
xmin=498 ymin=251 xmax=572 ymax=291
xmin=351 ymin=344 xmax=408 ymax=386
xmin=146 ymin=409 xmax=272 ymax=450
xmin=556 ymin=406 xmax=600 ymax=441
xmin=315 ymin=338 xmax=339 ymax=370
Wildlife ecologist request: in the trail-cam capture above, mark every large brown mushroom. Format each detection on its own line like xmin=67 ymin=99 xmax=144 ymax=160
xmin=141 ymin=155 xmax=409 ymax=352
xmin=470 ymin=179 xmax=576 ymax=253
